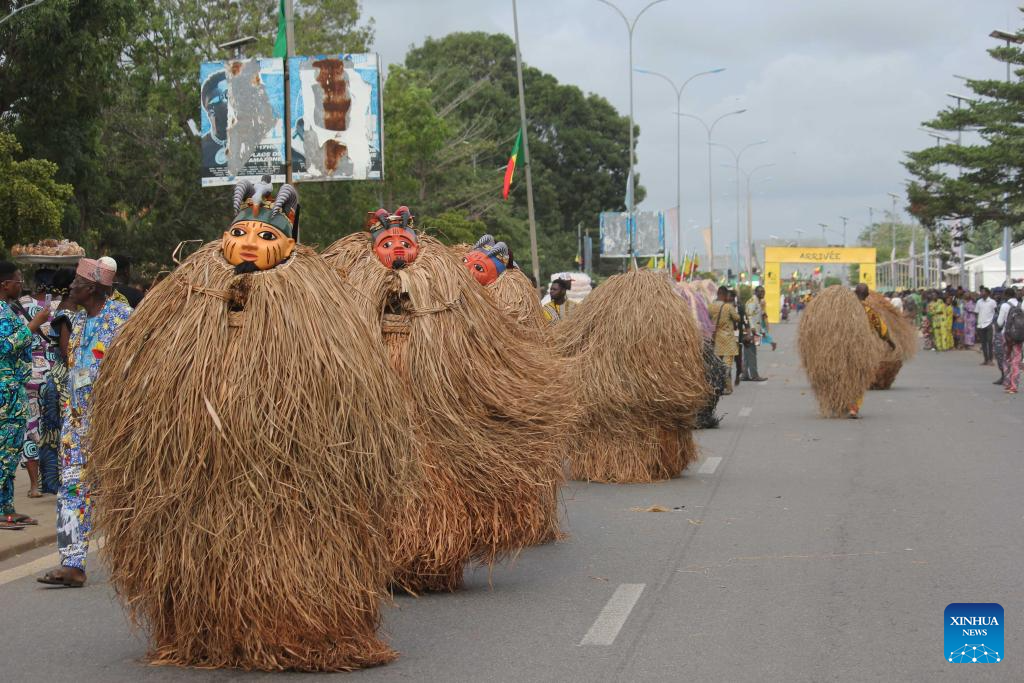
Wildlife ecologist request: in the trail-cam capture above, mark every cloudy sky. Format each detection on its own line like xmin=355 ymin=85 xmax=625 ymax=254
xmin=367 ymin=0 xmax=1019 ymax=262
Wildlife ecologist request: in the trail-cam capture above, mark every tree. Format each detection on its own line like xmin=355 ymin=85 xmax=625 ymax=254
xmin=856 ymin=221 xmax=920 ymax=262
xmin=904 ymin=10 xmax=1024 ymax=249
xmin=0 ymin=0 xmax=139 ymax=238
xmin=402 ymin=32 xmax=642 ymax=278
xmin=0 ymin=133 xmax=73 ymax=254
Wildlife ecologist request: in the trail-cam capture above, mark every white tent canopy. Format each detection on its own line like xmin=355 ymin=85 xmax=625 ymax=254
xmin=954 ymin=241 xmax=1024 ymax=290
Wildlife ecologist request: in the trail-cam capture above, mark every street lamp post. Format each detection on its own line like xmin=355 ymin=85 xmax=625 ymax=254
xmin=838 ymin=215 xmax=848 ymax=246
xmin=595 ymin=0 xmax=667 ymax=262
xmin=743 ymin=163 xmax=774 ymax=272
xmin=710 ymin=139 xmax=768 ymax=275
xmin=679 ymin=110 xmax=746 ymax=275
xmin=888 ymin=192 xmax=900 ymax=288
xmin=635 ymin=67 xmax=725 ymax=264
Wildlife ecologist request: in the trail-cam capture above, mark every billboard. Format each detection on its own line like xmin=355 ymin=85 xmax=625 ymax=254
xmin=199 ymin=53 xmax=383 ymax=186
xmin=199 ymin=58 xmax=287 ymax=186
xmin=289 ymin=53 xmax=383 ymax=181
xmin=599 ymin=211 xmax=665 ymax=258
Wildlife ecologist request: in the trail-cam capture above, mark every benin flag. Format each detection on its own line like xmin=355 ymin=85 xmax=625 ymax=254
xmin=502 ymin=129 xmax=522 ymax=200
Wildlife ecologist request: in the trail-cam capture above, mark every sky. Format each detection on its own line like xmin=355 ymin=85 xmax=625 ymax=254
xmin=366 ymin=0 xmax=1020 ymax=264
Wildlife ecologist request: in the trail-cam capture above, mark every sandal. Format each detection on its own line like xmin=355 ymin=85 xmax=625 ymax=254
xmin=0 ymin=520 xmax=26 ymax=531
xmin=36 ymin=568 xmax=86 ymax=588
xmin=2 ymin=513 xmax=37 ymax=526
xmin=27 ymin=488 xmax=43 ymax=499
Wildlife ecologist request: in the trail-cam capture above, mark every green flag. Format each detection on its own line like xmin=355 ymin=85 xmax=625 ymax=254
xmin=272 ymin=0 xmax=288 ymax=57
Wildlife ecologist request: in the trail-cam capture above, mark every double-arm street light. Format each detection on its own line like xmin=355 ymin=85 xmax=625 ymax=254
xmin=595 ymin=0 xmax=668 ymax=261
xmin=743 ymin=163 xmax=774 ymax=272
xmin=678 ymin=109 xmax=747 ymax=273
xmin=711 ymin=139 xmax=768 ymax=275
xmin=635 ymin=67 xmax=725 ymax=262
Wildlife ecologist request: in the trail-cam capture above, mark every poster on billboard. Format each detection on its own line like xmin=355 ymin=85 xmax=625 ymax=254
xmin=599 ymin=212 xmax=631 ymax=258
xmin=288 ymin=53 xmax=383 ymax=181
xmin=199 ymin=58 xmax=288 ymax=187
xmin=599 ymin=211 xmax=665 ymax=258
xmin=634 ymin=210 xmax=665 ymax=257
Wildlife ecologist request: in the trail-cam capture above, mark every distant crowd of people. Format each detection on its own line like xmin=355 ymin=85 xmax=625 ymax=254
xmin=883 ymin=285 xmax=1022 ymax=395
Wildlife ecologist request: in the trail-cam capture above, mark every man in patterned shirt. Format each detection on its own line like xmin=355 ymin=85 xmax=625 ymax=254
xmin=38 ymin=259 xmax=131 ymax=587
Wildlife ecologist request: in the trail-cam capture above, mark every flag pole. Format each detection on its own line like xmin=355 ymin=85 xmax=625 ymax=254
xmin=512 ymin=0 xmax=541 ymax=289
xmin=282 ymin=0 xmax=294 ymax=187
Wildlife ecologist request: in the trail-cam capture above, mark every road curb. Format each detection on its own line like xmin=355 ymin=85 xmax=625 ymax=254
xmin=0 ymin=532 xmax=56 ymax=563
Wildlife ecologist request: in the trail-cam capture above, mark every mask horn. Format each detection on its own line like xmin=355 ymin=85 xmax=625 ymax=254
xmin=472 ymin=234 xmax=495 ymax=250
xmin=396 ymin=206 xmax=412 ymax=229
xmin=232 ymin=179 xmax=255 ymax=213
xmin=271 ymin=184 xmax=299 ymax=219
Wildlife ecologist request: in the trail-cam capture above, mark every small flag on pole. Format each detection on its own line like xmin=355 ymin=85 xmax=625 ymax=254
xmin=272 ymin=0 xmax=288 ymax=57
xmin=502 ymin=129 xmax=522 ymax=200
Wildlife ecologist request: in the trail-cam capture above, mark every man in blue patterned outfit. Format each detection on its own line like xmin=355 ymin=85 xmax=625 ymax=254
xmin=1 ymin=261 xmax=48 ymax=529
xmin=38 ymin=258 xmax=131 ymax=587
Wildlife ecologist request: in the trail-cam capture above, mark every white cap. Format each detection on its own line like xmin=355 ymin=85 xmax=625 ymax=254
xmin=97 ymin=256 xmax=118 ymax=273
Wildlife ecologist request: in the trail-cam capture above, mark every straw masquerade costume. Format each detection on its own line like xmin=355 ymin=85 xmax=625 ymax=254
xmin=673 ymin=281 xmax=725 ymax=428
xmin=464 ymin=235 xmax=547 ymax=332
xmin=866 ymin=292 xmax=917 ymax=390
xmin=797 ymin=285 xmax=889 ymax=418
xmin=553 ymin=269 xmax=711 ymax=483
xmin=86 ymin=181 xmax=413 ymax=671
xmin=323 ymin=214 xmax=571 ymax=593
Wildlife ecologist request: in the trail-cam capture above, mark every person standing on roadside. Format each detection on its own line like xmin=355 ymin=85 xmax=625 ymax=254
xmin=975 ymin=287 xmax=997 ymax=366
xmin=998 ymin=286 xmax=1022 ymax=394
xmin=0 ymin=262 xmax=48 ymax=529
xmin=38 ymin=259 xmax=131 ymax=587
xmin=709 ymin=286 xmax=739 ymax=395
xmin=742 ymin=287 xmax=767 ymax=381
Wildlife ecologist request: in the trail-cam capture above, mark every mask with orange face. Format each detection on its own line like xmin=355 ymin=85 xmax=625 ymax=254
xmin=462 ymin=234 xmax=510 ymax=286
xmin=223 ymin=177 xmax=298 ymax=272
xmin=369 ymin=207 xmax=419 ymax=269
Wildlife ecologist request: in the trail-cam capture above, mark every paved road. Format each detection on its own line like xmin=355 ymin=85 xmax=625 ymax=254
xmin=1 ymin=322 xmax=1020 ymax=682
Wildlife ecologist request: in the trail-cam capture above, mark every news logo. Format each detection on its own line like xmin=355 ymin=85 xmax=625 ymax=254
xmin=945 ymin=603 xmax=1003 ymax=663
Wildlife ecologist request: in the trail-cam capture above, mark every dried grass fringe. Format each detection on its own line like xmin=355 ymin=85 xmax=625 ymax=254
xmin=798 ymin=285 xmax=886 ymax=416
xmin=89 ymin=243 xmax=415 ymax=671
xmin=553 ymin=269 xmax=710 ymax=482
xmin=866 ymin=292 xmax=916 ymax=390
xmin=322 ymin=233 xmax=572 ymax=593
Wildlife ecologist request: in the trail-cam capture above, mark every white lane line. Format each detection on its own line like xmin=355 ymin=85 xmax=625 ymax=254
xmin=580 ymin=583 xmax=646 ymax=646
xmin=698 ymin=456 xmax=723 ymax=475
xmin=738 ymin=406 xmax=752 ymax=417
xmin=0 ymin=537 xmax=104 ymax=588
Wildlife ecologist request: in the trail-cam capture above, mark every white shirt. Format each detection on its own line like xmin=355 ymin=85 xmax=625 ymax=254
xmin=890 ymin=296 xmax=903 ymax=312
xmin=997 ymin=297 xmax=1020 ymax=329
xmin=976 ymin=297 xmax=998 ymax=329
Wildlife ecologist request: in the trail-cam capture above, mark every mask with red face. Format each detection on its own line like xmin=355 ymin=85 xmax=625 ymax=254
xmin=369 ymin=207 xmax=419 ymax=269
xmin=462 ymin=234 xmax=510 ymax=286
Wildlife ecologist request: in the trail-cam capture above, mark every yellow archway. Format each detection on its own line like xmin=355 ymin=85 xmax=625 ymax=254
xmin=763 ymin=246 xmax=876 ymax=323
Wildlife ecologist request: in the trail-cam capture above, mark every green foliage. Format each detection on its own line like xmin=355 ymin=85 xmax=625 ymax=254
xmin=0 ymin=133 xmax=73 ymax=254
xmin=904 ymin=10 xmax=1024 ymax=249
xmin=823 ymin=276 xmax=842 ymax=288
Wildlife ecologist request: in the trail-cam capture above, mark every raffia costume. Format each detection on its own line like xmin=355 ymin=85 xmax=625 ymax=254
xmin=323 ymin=215 xmax=571 ymax=592
xmin=88 ymin=180 xmax=413 ymax=671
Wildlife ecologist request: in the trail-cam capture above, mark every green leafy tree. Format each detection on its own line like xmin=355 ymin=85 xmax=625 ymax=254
xmin=904 ymin=10 xmax=1024 ymax=249
xmin=0 ymin=0 xmax=138 ymax=237
xmin=0 ymin=133 xmax=73 ymax=254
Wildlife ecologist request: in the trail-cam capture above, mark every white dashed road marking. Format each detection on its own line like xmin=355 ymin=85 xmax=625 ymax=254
xmin=698 ymin=457 xmax=723 ymax=474
xmin=580 ymin=583 xmax=646 ymax=646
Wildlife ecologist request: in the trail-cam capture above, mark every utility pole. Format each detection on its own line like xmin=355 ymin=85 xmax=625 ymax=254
xmin=512 ymin=0 xmax=541 ymax=286
xmin=283 ymin=0 xmax=295 ymax=186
